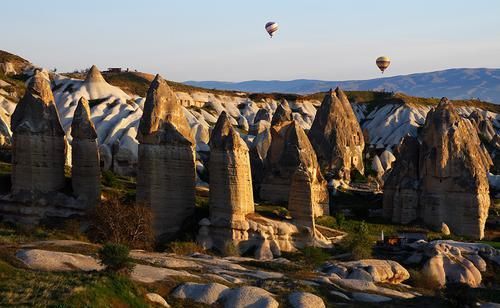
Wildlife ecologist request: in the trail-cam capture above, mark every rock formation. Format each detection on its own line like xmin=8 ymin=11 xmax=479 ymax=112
xmin=288 ymin=165 xmax=323 ymax=229
xmin=136 ymin=74 xmax=196 ymax=241
xmin=71 ymin=97 xmax=100 ymax=206
xmin=259 ymin=100 xmax=329 ymax=215
xmin=383 ymin=136 xmax=420 ymax=224
xmin=469 ymin=110 xmax=497 ymax=145
xmin=308 ymin=88 xmax=365 ymax=185
xmin=10 ymin=71 xmax=66 ymax=197
xmin=384 ymin=98 xmax=492 ymax=239
xmin=208 ymin=111 xmax=254 ymax=248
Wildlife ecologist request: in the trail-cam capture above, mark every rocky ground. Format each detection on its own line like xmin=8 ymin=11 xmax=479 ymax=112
xmin=1 ymin=223 xmax=500 ymax=307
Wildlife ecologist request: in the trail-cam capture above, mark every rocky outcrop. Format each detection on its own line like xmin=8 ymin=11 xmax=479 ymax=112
xmin=208 ymin=112 xmax=254 ymax=250
xmin=71 ymin=97 xmax=100 ymax=206
xmin=384 ymin=98 xmax=492 ymax=239
xmin=404 ymin=240 xmax=500 ymax=288
xmin=136 ymin=74 xmax=196 ymax=241
xmin=322 ymin=259 xmax=410 ymax=284
xmin=260 ymin=100 xmax=328 ymax=211
xmin=308 ymin=88 xmax=365 ymax=184
xmin=10 ymin=71 xmax=66 ymax=196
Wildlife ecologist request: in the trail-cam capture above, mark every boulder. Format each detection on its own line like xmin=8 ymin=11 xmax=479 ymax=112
xmin=441 ymin=222 xmax=451 ymax=235
xmin=172 ymin=282 xmax=229 ymax=305
xmin=288 ymin=292 xmax=326 ymax=308
xmin=145 ymin=293 xmax=170 ymax=307
xmin=421 ymin=242 xmax=483 ymax=288
xmin=220 ymin=286 xmax=279 ymax=308
xmin=326 ymin=259 xmax=410 ymax=284
xmin=16 ymin=249 xmax=103 ymax=272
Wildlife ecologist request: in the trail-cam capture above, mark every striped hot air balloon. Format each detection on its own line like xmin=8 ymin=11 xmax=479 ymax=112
xmin=265 ymin=21 xmax=278 ymax=38
xmin=376 ymin=56 xmax=391 ymax=73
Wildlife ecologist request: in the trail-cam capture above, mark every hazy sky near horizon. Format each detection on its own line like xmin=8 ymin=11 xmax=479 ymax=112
xmin=3 ymin=0 xmax=500 ymax=82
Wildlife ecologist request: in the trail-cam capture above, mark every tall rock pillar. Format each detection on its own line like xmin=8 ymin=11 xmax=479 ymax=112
xmin=71 ymin=97 xmax=100 ymax=206
xmin=209 ymin=112 xmax=254 ymax=226
xmin=207 ymin=112 xmax=255 ymax=250
xmin=11 ymin=71 xmax=66 ymax=197
xmin=136 ymin=74 xmax=196 ymax=241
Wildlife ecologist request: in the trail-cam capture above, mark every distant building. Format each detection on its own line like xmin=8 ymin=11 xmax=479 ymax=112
xmin=107 ymin=67 xmax=122 ymax=73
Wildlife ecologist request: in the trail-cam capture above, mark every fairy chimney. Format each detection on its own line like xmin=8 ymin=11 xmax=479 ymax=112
xmin=71 ymin=97 xmax=100 ymax=206
xmin=136 ymin=74 xmax=196 ymax=241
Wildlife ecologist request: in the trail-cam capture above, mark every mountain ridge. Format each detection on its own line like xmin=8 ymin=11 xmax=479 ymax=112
xmin=184 ymin=68 xmax=500 ymax=104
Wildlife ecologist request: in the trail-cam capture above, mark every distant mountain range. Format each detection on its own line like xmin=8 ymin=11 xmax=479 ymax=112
xmin=185 ymin=68 xmax=500 ymax=104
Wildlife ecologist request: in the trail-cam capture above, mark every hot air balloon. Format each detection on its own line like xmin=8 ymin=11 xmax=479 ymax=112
xmin=265 ymin=21 xmax=278 ymax=38
xmin=376 ymin=56 xmax=391 ymax=73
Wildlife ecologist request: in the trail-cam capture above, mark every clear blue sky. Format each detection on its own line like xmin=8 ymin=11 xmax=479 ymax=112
xmin=3 ymin=0 xmax=500 ymax=82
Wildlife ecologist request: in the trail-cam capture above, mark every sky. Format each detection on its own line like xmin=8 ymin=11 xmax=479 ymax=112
xmin=2 ymin=0 xmax=500 ymax=82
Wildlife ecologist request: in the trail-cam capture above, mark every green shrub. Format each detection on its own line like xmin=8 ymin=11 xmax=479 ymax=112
xmin=98 ymin=243 xmax=134 ymax=274
xmin=340 ymin=221 xmax=373 ymax=260
xmin=101 ymin=171 xmax=122 ymax=189
xmin=301 ymin=247 xmax=330 ymax=266
xmin=335 ymin=212 xmax=345 ymax=229
xmin=315 ymin=216 xmax=336 ymax=229
xmin=166 ymin=241 xmax=205 ymax=255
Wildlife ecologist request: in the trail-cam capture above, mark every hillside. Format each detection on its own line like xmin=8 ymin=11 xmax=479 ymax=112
xmin=185 ymin=68 xmax=500 ymax=104
xmin=99 ymin=72 xmax=500 ymax=113
xmin=0 ymin=51 xmax=498 ymax=180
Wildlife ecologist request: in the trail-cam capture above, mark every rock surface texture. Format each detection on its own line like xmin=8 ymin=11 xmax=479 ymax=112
xmin=71 ymin=97 xmax=100 ymax=206
xmin=384 ymin=98 xmax=492 ymax=239
xmin=10 ymin=71 xmax=66 ymax=196
xmin=308 ymin=88 xmax=365 ymax=184
xmin=208 ymin=112 xmax=255 ymax=251
xmin=260 ymin=100 xmax=329 ymax=214
xmin=322 ymin=259 xmax=410 ymax=284
xmin=136 ymin=74 xmax=196 ymax=241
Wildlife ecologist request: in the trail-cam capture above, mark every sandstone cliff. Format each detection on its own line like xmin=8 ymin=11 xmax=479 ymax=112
xmin=136 ymin=74 xmax=196 ymax=241
xmin=308 ymin=87 xmax=365 ymax=184
xmin=71 ymin=97 xmax=100 ymax=206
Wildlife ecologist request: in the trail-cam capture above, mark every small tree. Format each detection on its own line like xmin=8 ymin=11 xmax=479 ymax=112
xmin=88 ymin=195 xmax=154 ymax=249
xmin=98 ymin=243 xmax=135 ymax=274
xmin=341 ymin=221 xmax=373 ymax=260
